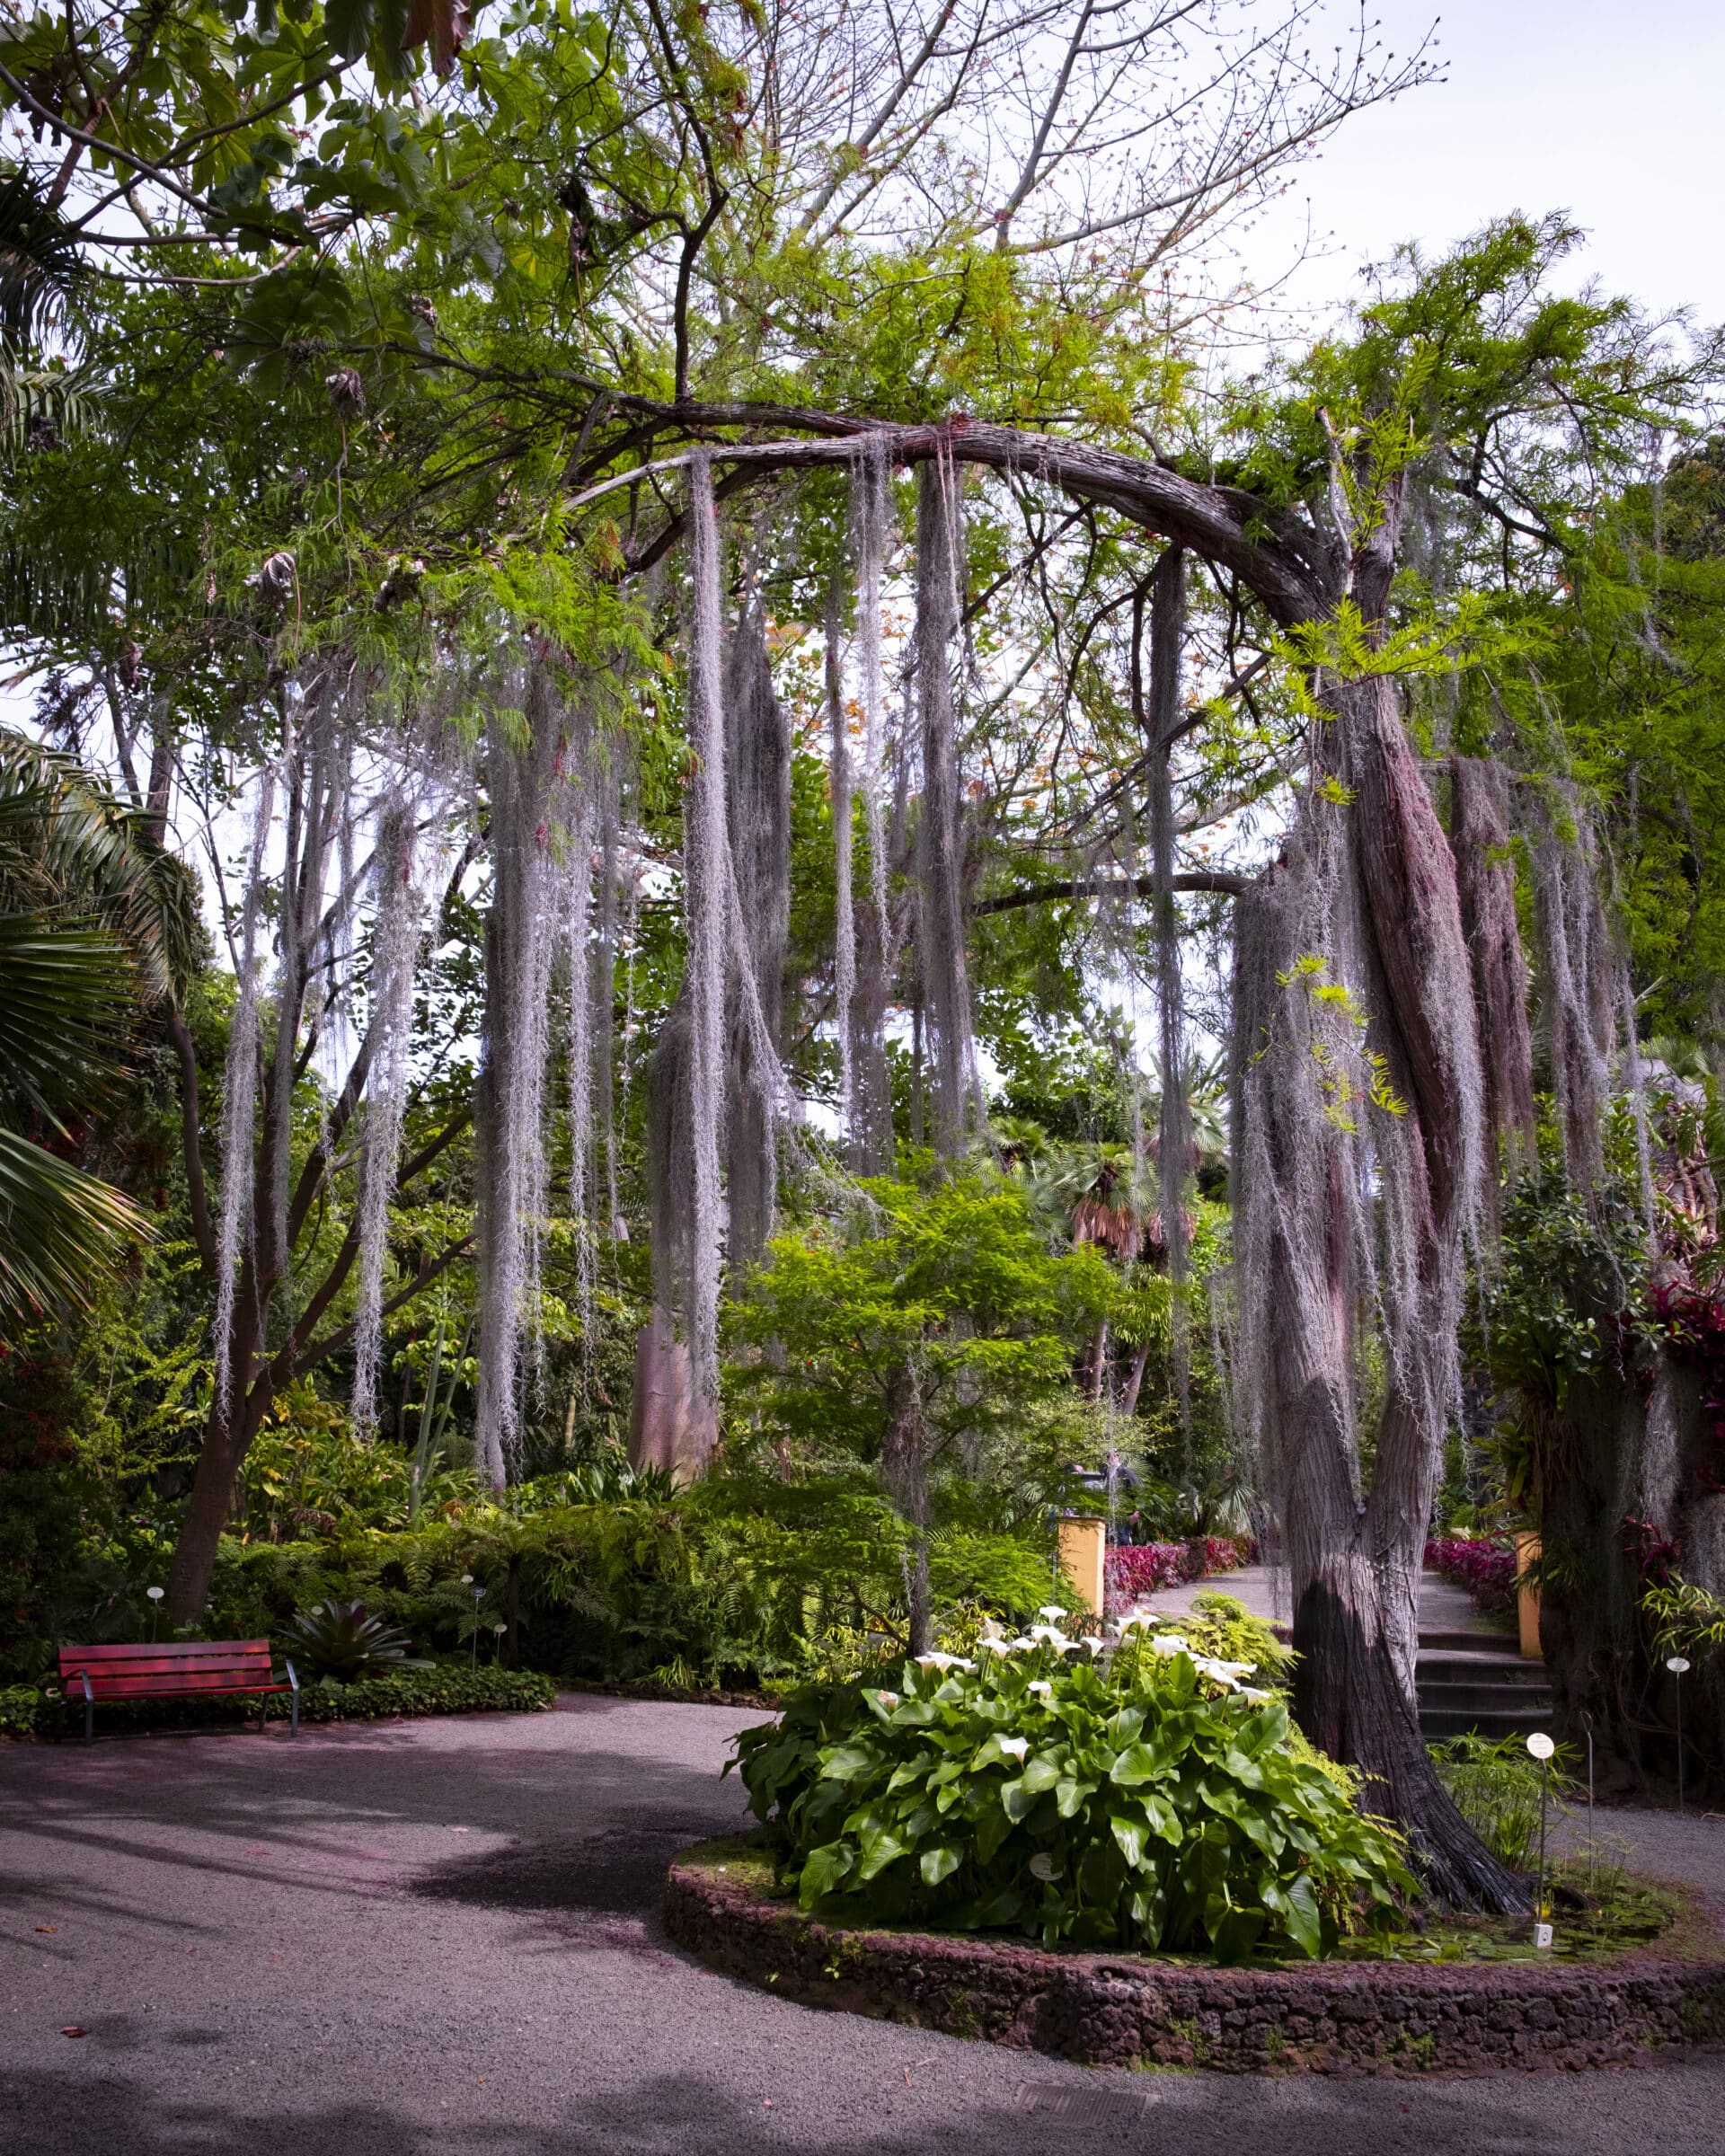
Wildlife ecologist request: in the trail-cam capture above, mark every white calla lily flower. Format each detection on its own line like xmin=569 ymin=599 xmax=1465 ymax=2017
xmin=997 ymin=1735 xmax=1030 ymax=1760
xmin=1038 ymin=1605 xmax=1067 ymax=1621
xmin=1027 ymin=1680 xmax=1053 ymax=1699
xmin=1149 ymin=1632 xmax=1190 ymax=1657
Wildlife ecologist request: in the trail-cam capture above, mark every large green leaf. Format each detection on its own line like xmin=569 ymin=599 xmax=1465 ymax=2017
xmin=0 ymin=1125 xmax=150 ymax=1335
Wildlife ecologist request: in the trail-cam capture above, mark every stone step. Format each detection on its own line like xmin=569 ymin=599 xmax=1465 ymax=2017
xmin=1419 ymin=1676 xmax=1554 ymax=1717
xmin=1420 ymin=1701 xmax=1558 ymax=1742
xmin=1417 ymin=1649 xmax=1549 ymax=1688
xmin=1417 ymin=1626 xmax=1526 ymax=1657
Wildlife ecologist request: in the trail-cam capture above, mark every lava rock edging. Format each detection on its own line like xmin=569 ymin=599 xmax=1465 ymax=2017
xmin=664 ymin=1837 xmax=1725 ymax=2075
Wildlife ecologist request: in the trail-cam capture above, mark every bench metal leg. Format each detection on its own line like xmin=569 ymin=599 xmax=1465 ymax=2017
xmin=287 ymin=1659 xmax=299 ymax=1737
xmin=82 ymin=1673 xmax=93 ymax=1745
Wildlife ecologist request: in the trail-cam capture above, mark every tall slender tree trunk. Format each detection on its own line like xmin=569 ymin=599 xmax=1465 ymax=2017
xmin=881 ymin=1359 xmax=933 ymax=1654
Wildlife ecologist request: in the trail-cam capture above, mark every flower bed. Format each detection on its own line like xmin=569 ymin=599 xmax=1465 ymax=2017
xmin=1424 ymin=1538 xmax=1518 ymax=1616
xmin=0 ymin=1665 xmax=556 ymax=1739
xmin=664 ymin=1837 xmax=1725 ymax=2075
xmin=1105 ymin=1535 xmax=1252 ymax=1606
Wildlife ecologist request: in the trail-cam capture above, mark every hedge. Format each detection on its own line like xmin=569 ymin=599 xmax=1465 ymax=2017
xmin=0 ymin=1664 xmax=557 ymax=1738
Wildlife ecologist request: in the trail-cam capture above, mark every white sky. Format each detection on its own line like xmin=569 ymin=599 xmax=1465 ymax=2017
xmin=1241 ymin=0 xmax=1725 ymax=331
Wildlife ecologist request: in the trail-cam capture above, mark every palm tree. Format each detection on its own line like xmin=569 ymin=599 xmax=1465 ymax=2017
xmin=0 ymin=729 xmax=197 ymax=1338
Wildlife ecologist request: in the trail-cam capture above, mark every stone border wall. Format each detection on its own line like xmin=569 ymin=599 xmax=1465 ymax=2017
xmin=664 ymin=1841 xmax=1725 ymax=2076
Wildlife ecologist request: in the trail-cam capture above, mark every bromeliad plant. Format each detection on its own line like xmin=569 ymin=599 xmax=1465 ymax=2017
xmin=281 ymin=1599 xmax=430 ymax=1685
xmin=730 ymin=1611 xmax=1411 ymax=1965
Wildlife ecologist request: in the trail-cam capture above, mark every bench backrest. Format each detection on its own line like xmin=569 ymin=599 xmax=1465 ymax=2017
xmin=58 ymin=1639 xmax=276 ymax=1698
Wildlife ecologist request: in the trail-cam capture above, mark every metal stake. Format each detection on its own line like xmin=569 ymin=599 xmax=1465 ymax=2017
xmin=1667 ymin=1656 xmax=1690 ymax=1816
xmin=1526 ymin=1731 xmax=1555 ymax=1942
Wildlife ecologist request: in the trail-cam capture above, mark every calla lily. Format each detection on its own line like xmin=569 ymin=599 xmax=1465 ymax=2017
xmin=1027 ymin=1680 xmax=1053 ymax=1699
xmin=1038 ymin=1605 xmax=1067 ymax=1621
xmin=914 ymin=1651 xmax=964 ymax=1670
xmin=1080 ymin=1635 xmax=1107 ymax=1654
xmin=1149 ymin=1632 xmax=1190 ymax=1657
xmin=997 ymin=1735 xmax=1030 ymax=1760
xmin=1242 ymin=1686 xmax=1273 ymax=1703
xmin=876 ymin=1690 xmax=899 ymax=1707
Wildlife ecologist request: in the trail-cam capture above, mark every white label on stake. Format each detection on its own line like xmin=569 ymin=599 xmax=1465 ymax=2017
xmin=1534 ymin=1922 xmax=1554 ymax=1950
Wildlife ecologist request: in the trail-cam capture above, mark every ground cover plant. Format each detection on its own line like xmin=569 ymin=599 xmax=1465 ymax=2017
xmin=731 ymin=1604 xmax=1410 ymax=1965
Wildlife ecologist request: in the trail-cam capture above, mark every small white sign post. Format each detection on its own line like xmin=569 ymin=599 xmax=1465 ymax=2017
xmin=1667 ymin=1657 xmax=1691 ymax=1816
xmin=1526 ymin=1732 xmax=1555 ymax=1948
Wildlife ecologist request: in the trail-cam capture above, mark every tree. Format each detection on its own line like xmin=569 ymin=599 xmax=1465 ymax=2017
xmin=730 ymin=1168 xmax=1115 ymax=1651
xmin=538 ymin=216 xmax=1714 ymax=1904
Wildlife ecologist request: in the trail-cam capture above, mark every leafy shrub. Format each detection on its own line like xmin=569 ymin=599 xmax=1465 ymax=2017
xmin=1424 ymin=1537 xmax=1517 ymax=1615
xmin=730 ymin=1615 xmax=1409 ymax=1964
xmin=281 ymin=1599 xmax=429 ymax=1683
xmin=1430 ymin=1731 xmax=1573 ymax=1870
xmin=1105 ymin=1535 xmax=1252 ymax=1608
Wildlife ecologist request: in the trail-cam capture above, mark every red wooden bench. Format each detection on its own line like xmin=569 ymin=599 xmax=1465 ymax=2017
xmin=51 ymin=1640 xmax=300 ymax=1743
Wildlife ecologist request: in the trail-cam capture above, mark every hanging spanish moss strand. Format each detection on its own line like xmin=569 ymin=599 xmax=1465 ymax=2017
xmin=1146 ymin=549 xmax=1193 ymax=1454
xmin=1529 ymin=785 xmax=1616 ymax=1191
xmin=593 ymin=751 xmax=623 ymax=1239
xmin=724 ymin=580 xmax=793 ymax=1269
xmin=565 ymin=761 xmax=597 ymax=1366
xmin=915 ymin=452 xmax=980 ymax=1156
xmin=683 ymin=450 xmax=731 ymax=1394
xmin=1230 ymin=818 xmax=1372 ymax=1624
xmin=350 ymin=794 xmax=426 ymax=1436
xmin=827 ymin=575 xmax=856 ymax=1136
xmin=473 ymin=661 xmax=566 ymax=1488
xmin=852 ymin=434 xmax=892 ymax=941
xmin=213 ymin=758 xmax=277 ymax=1410
xmin=263 ymin=695 xmax=304 ymax=1282
xmin=1449 ymin=755 xmax=1536 ymax=1222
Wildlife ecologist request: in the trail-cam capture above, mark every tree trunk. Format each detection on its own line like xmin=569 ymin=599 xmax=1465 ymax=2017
xmin=881 ymin=1360 xmax=933 ymax=1655
xmin=627 ymin=1305 xmax=718 ymax=1481
xmin=847 ymin=880 xmax=895 ymax=1175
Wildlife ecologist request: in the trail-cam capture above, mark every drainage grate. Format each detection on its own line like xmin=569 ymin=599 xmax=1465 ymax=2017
xmin=1013 ymin=2081 xmax=1152 ymax=2126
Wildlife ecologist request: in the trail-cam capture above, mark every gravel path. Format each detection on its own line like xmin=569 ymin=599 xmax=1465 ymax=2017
xmin=2 ymin=1696 xmax=1721 ymax=2155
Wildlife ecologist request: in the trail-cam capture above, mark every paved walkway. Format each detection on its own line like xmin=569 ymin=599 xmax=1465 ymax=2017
xmin=1127 ymin=1564 xmax=1511 ymax=1639
xmin=2 ymin=1699 xmax=1721 ymax=2156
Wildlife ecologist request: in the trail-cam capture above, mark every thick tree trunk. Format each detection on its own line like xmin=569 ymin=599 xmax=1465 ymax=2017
xmin=627 ymin=1305 xmax=718 ymax=1481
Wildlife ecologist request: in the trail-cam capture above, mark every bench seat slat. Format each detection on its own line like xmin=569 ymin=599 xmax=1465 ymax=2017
xmin=75 ymin=1674 xmax=288 ymax=1698
xmin=63 ymin=1655 xmax=273 ymax=1672
xmin=63 ymin=1651 xmax=272 ymax=1671
xmin=62 ymin=1641 xmax=270 ymax=1661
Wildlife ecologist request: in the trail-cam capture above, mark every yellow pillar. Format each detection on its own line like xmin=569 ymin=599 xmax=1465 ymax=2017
xmin=1515 ymin=1531 xmax=1542 ymax=1662
xmin=1057 ymin=1516 xmax=1106 ymax=1618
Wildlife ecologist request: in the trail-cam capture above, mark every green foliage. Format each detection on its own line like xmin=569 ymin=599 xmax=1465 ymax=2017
xmin=731 ymin=1624 xmax=1410 ymax=1965
xmin=1429 ymin=1732 xmax=1574 ymax=1874
xmin=1641 ymin=1577 xmax=1725 ymax=1660
xmin=280 ymin=1597 xmax=429 ymax=1683
xmin=730 ymin=1167 xmax=1116 ymax=1481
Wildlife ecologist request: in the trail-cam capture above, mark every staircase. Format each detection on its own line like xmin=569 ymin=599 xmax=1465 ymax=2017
xmin=1416 ymin=1626 xmax=1552 ymax=1742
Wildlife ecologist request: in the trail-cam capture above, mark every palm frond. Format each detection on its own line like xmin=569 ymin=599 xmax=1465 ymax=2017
xmin=0 ymin=1125 xmax=151 ymax=1335
xmin=0 ymin=911 xmax=137 ymax=1128
xmin=0 ymin=729 xmax=201 ymax=1002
